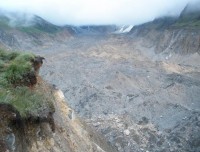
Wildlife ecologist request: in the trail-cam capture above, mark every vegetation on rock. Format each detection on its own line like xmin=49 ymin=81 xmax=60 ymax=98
xmin=0 ymin=48 xmax=54 ymax=118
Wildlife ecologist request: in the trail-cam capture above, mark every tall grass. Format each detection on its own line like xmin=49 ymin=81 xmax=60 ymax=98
xmin=0 ymin=49 xmax=54 ymax=118
xmin=4 ymin=53 xmax=35 ymax=85
xmin=0 ymin=86 xmax=42 ymax=117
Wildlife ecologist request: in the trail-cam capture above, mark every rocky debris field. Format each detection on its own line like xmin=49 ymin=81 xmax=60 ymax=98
xmin=37 ymin=34 xmax=200 ymax=152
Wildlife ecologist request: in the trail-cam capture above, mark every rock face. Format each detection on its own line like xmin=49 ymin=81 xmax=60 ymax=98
xmin=129 ymin=2 xmax=200 ymax=56
xmin=0 ymin=103 xmax=25 ymax=152
xmin=31 ymin=56 xmax=45 ymax=74
xmin=129 ymin=22 xmax=200 ymax=56
xmin=131 ymin=27 xmax=200 ymax=55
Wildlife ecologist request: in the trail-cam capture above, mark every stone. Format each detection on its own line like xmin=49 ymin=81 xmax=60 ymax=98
xmin=68 ymin=109 xmax=75 ymax=120
xmin=124 ymin=129 xmax=130 ymax=136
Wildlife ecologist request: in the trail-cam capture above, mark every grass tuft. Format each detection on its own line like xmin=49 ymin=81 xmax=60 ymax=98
xmin=0 ymin=48 xmax=54 ymax=118
xmin=0 ymin=50 xmax=35 ymax=85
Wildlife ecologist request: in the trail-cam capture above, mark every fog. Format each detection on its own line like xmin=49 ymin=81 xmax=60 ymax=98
xmin=0 ymin=0 xmax=199 ymax=25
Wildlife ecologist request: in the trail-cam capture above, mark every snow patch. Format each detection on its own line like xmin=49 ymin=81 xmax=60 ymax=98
xmin=115 ymin=25 xmax=133 ymax=33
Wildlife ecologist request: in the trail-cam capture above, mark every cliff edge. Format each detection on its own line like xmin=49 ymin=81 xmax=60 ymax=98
xmin=0 ymin=49 xmax=116 ymax=152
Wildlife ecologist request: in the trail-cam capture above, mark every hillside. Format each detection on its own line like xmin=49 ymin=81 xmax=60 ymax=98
xmin=0 ymin=13 xmax=118 ymax=51
xmin=179 ymin=1 xmax=200 ymax=22
xmin=129 ymin=2 xmax=200 ymax=56
xmin=0 ymin=49 xmax=116 ymax=152
xmin=0 ymin=12 xmax=75 ymax=51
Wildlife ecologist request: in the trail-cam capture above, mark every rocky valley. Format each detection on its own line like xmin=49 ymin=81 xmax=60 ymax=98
xmin=0 ymin=3 xmax=200 ymax=152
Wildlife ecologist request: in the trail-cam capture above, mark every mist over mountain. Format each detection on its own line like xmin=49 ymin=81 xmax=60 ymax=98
xmin=180 ymin=0 xmax=200 ymax=20
xmin=0 ymin=0 xmax=198 ymax=26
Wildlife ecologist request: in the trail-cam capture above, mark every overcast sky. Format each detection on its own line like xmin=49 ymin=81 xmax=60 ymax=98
xmin=0 ymin=0 xmax=199 ymax=25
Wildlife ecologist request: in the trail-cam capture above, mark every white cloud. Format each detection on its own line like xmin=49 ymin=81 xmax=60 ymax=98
xmin=0 ymin=0 xmax=199 ymax=25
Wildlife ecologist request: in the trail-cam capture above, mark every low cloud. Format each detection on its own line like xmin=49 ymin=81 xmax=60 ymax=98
xmin=0 ymin=0 xmax=199 ymax=25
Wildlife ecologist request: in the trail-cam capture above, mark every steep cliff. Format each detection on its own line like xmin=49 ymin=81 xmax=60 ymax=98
xmin=0 ymin=50 xmax=117 ymax=152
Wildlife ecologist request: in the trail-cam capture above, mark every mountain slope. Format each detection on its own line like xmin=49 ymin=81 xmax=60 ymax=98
xmin=180 ymin=1 xmax=200 ymax=20
xmin=129 ymin=2 xmax=200 ymax=56
xmin=0 ymin=12 xmax=75 ymax=50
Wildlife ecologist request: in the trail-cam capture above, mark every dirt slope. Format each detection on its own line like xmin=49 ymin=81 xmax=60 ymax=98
xmin=0 ymin=78 xmax=117 ymax=152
